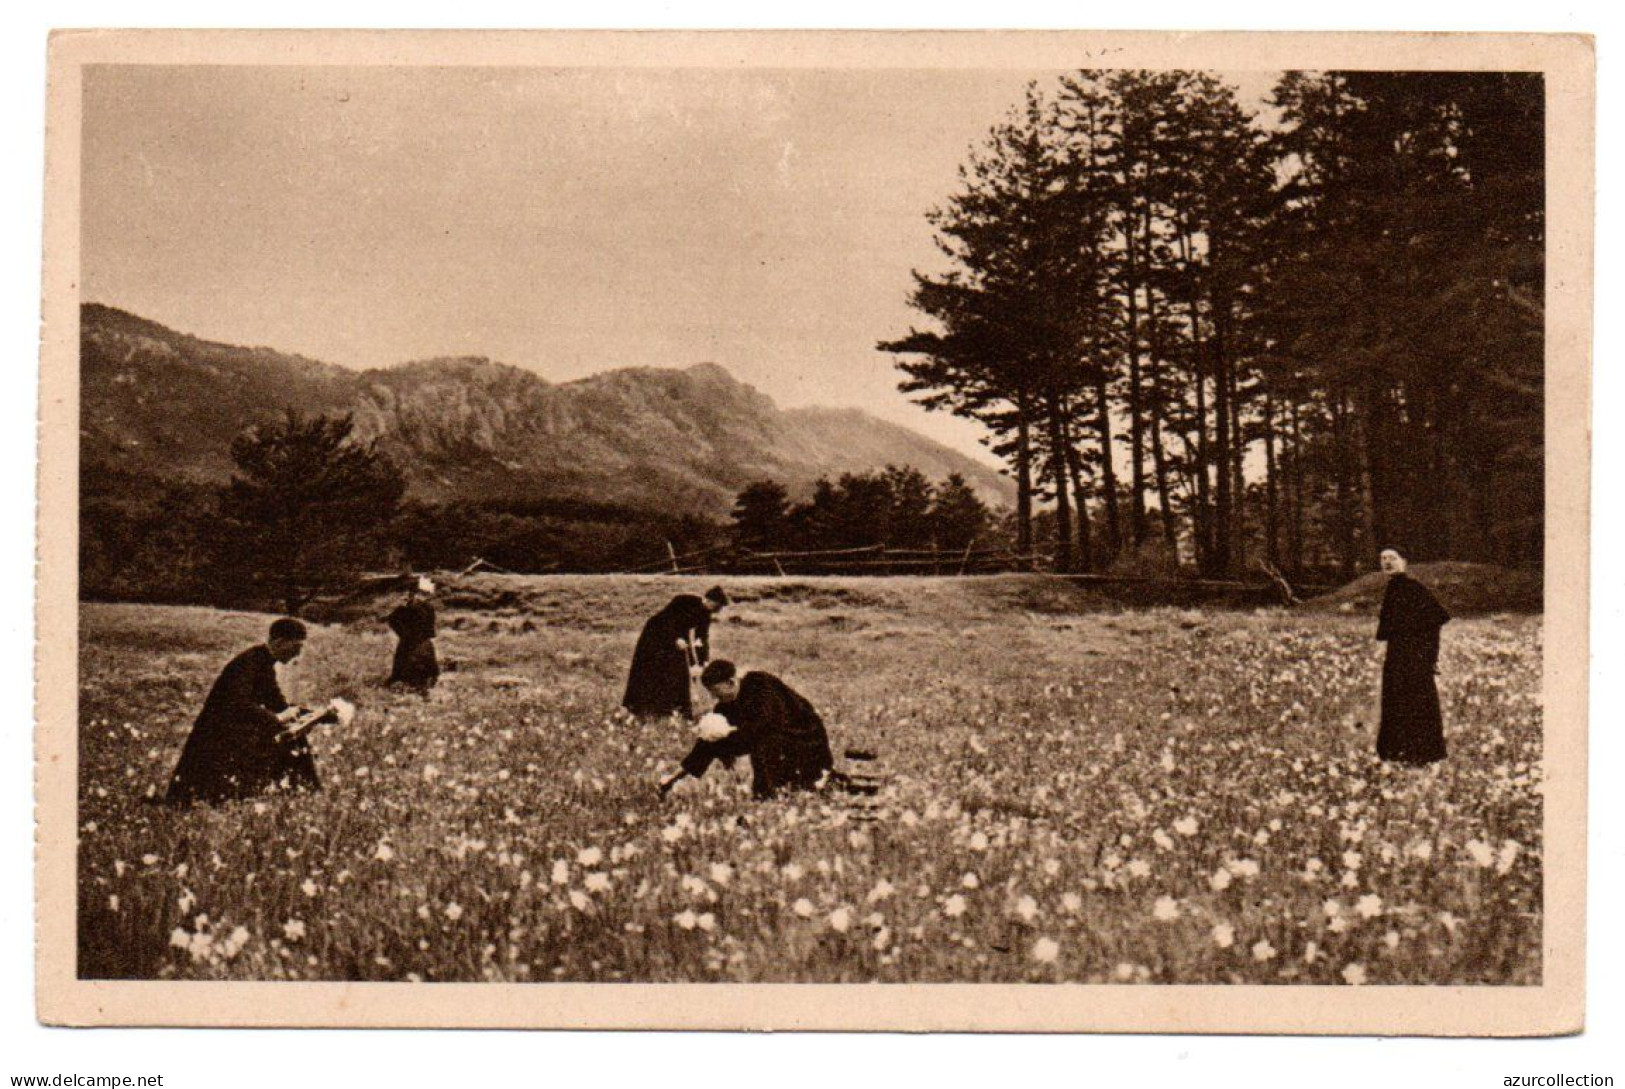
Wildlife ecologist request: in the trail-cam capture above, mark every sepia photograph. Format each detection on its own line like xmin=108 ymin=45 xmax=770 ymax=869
xmin=34 ymin=29 xmax=1592 ymax=1033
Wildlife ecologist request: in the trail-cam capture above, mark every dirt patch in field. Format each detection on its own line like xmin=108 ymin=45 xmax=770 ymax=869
xmin=961 ymin=574 xmax=1115 ymax=616
xmin=1307 ymin=562 xmax=1542 ymax=616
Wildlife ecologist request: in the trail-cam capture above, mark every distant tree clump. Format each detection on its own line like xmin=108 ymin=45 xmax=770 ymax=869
xmin=728 ymin=465 xmax=993 ymax=562
xmin=730 ymin=481 xmax=792 ymax=551
xmin=215 ymin=410 xmax=407 ymax=614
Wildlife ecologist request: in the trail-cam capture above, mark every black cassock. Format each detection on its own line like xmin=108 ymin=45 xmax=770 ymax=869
xmin=1376 ymin=573 xmax=1452 ymax=765
xmin=622 ymin=594 xmax=712 ymax=719
xmin=679 ymin=671 xmax=835 ymax=799
xmin=386 ymin=600 xmax=439 ymax=692
xmin=165 ymin=645 xmax=321 ymax=804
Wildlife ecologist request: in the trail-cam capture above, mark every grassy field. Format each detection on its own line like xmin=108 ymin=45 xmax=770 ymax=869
xmin=75 ymin=574 xmax=1542 ymax=984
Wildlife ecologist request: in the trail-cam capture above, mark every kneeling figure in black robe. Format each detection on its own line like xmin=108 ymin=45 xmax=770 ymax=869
xmin=622 ymin=586 xmax=728 ymax=720
xmin=165 ymin=618 xmax=322 ymax=804
xmin=659 ymin=659 xmax=835 ymax=800
xmin=386 ymin=578 xmax=439 ymax=695
xmin=1375 ymin=549 xmax=1452 ymax=765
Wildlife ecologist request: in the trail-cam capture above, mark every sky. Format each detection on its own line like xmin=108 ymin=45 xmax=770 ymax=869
xmin=82 ymin=65 xmax=1280 ymax=465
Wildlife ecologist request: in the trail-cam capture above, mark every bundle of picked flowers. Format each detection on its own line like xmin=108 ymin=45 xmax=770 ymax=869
xmin=307 ymin=697 xmax=357 ymax=728
xmin=695 ymin=712 xmax=735 ymax=742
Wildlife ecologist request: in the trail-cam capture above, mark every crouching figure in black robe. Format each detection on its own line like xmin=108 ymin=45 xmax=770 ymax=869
xmin=386 ymin=576 xmax=439 ymax=695
xmin=1375 ymin=548 xmax=1452 ymax=765
xmin=165 ymin=617 xmax=322 ymax=804
xmin=658 ymin=659 xmax=836 ymax=800
xmin=622 ymin=586 xmax=729 ymax=720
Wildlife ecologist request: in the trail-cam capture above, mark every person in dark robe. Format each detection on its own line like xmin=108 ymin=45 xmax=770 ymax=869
xmin=386 ymin=576 xmax=439 ymax=696
xmin=1375 ymin=549 xmax=1452 ymax=765
xmin=658 ymin=659 xmax=837 ymax=800
xmin=622 ymin=586 xmax=729 ymax=719
xmin=165 ymin=617 xmax=322 ymax=804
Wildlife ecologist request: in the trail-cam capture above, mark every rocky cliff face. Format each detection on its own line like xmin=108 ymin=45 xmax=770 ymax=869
xmin=79 ymin=304 xmax=1012 ymax=515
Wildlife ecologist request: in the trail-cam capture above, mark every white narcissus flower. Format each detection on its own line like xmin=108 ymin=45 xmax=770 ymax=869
xmin=1031 ymin=937 xmax=1061 ymax=963
xmin=1153 ymin=896 xmax=1180 ymax=922
xmin=223 ymin=926 xmax=250 ymax=959
xmin=674 ymin=909 xmax=697 ymax=930
xmin=1355 ymin=894 xmax=1384 ymax=919
xmin=585 ymin=872 xmax=612 ymax=893
xmin=943 ymin=895 xmax=967 ymax=918
xmin=444 ymin=902 xmax=464 ymax=921
xmin=1174 ymin=816 xmax=1200 ymax=836
xmin=328 ymin=698 xmax=356 ymax=728
xmin=827 ymin=907 xmax=852 ymax=933
xmin=282 ymin=919 xmax=306 ymax=942
xmin=1251 ymin=939 xmax=1277 ymax=961
xmin=576 ymin=846 xmax=603 ymax=867
xmin=792 ymin=898 xmax=815 ymax=918
xmin=1342 ymin=963 xmax=1368 ymax=986
xmin=1211 ymin=923 xmax=1235 ymax=949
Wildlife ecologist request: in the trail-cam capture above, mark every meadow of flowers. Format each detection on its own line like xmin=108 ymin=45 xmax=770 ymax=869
xmin=75 ymin=575 xmax=1541 ymax=985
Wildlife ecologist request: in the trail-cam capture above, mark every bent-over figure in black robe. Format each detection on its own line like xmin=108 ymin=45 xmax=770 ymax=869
xmin=622 ymin=594 xmax=713 ymax=719
xmin=386 ymin=598 xmax=439 ymax=693
xmin=679 ymin=671 xmax=835 ymax=799
xmin=1376 ymin=573 xmax=1452 ymax=765
xmin=165 ymin=645 xmax=321 ymax=804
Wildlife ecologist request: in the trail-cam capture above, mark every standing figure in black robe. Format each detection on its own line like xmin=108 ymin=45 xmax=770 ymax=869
xmin=622 ymin=586 xmax=729 ymax=719
xmin=1375 ymin=549 xmax=1452 ymax=765
xmin=658 ymin=659 xmax=836 ymax=800
xmin=165 ymin=617 xmax=322 ymax=804
xmin=386 ymin=576 xmax=439 ymax=696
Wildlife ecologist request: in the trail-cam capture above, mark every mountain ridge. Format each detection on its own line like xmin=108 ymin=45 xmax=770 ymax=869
xmin=79 ymin=304 xmax=1012 ymax=517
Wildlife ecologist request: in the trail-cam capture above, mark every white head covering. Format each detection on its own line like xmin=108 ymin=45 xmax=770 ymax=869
xmin=416 ymin=576 xmax=436 ymax=595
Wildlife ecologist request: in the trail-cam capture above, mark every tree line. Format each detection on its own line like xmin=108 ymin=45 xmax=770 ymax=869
xmin=881 ymin=70 xmax=1543 ymax=579
xmin=728 ymin=468 xmax=991 ymax=557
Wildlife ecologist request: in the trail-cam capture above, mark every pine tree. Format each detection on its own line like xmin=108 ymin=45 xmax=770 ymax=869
xmin=216 ymin=410 xmax=406 ymax=614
